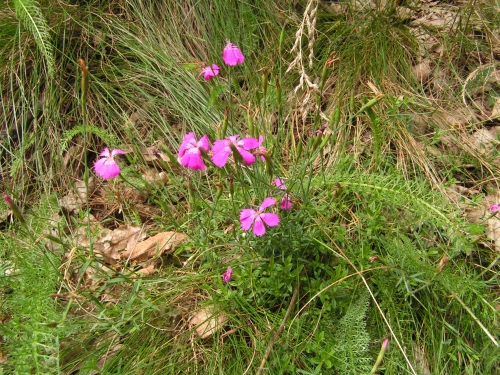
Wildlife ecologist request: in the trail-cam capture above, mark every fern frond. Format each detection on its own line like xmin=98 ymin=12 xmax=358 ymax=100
xmin=60 ymin=125 xmax=121 ymax=151
xmin=332 ymin=291 xmax=373 ymax=374
xmin=12 ymin=0 xmax=55 ymax=77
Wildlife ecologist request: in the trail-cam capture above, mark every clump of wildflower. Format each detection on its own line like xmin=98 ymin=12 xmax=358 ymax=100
xmin=222 ymin=267 xmax=233 ymax=283
xmin=211 ymin=135 xmax=260 ymax=167
xmin=488 ymin=203 xmax=500 ymax=213
xmin=274 ymin=178 xmax=293 ymax=210
xmin=178 ymin=133 xmax=210 ymax=170
xmin=222 ymin=41 xmax=244 ymax=66
xmin=94 ymin=148 xmax=126 ymax=179
xmin=240 ymin=197 xmax=280 ymax=236
xmin=198 ymin=64 xmax=220 ymax=81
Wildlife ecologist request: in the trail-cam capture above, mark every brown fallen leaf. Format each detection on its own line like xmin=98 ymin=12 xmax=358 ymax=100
xmin=102 ymin=225 xmax=146 ymax=263
xmin=142 ymin=169 xmax=169 ymax=187
xmin=120 ymin=231 xmax=187 ymax=263
xmin=58 ymin=177 xmax=97 ymax=212
xmin=189 ymin=305 xmax=228 ymax=339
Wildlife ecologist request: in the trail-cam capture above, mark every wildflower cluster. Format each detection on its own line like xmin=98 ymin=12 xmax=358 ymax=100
xmin=91 ymin=41 xmax=290 ymax=284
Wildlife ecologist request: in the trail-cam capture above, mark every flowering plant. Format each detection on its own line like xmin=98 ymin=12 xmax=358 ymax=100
xmin=198 ymin=64 xmax=220 ymax=81
xmin=94 ymin=148 xmax=126 ymax=179
xmin=178 ymin=133 xmax=210 ymax=170
xmin=240 ymin=197 xmax=280 ymax=236
xmin=222 ymin=41 xmax=244 ymax=66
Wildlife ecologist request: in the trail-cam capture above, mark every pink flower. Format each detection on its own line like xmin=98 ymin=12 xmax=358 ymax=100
xmin=489 ymin=203 xmax=500 ymax=213
xmin=211 ymin=135 xmax=260 ymax=167
xmin=240 ymin=197 xmax=280 ymax=236
xmin=222 ymin=41 xmax=244 ymax=66
xmin=222 ymin=267 xmax=233 ymax=283
xmin=94 ymin=148 xmax=126 ymax=179
xmin=178 ymin=133 xmax=210 ymax=170
xmin=274 ymin=178 xmax=293 ymax=210
xmin=198 ymin=64 xmax=220 ymax=81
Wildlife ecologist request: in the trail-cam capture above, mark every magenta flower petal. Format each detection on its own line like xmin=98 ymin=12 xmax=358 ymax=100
xmin=198 ymin=64 xmax=220 ymax=81
xmin=253 ymin=217 xmax=266 ymax=236
xmin=222 ymin=267 xmax=233 ymax=283
xmin=489 ymin=203 xmax=500 ymax=213
xmin=94 ymin=158 xmax=121 ymax=179
xmin=198 ymin=135 xmax=210 ymax=151
xmin=181 ymin=149 xmax=205 ymax=170
xmin=111 ymin=149 xmax=127 ymax=157
xmin=237 ymin=148 xmax=256 ymax=166
xmin=223 ymin=41 xmax=244 ymax=66
xmin=211 ymin=135 xmax=261 ymax=167
xmin=275 ymin=178 xmax=286 ymax=190
xmin=239 ymin=197 xmax=279 ymax=236
xmin=280 ymin=196 xmax=293 ymax=210
xmin=211 ymin=138 xmax=229 ymax=153
xmin=240 ymin=209 xmax=256 ymax=230
xmin=94 ymin=148 xmax=126 ymax=179
xmin=211 ymin=146 xmax=232 ymax=167
xmin=179 ymin=133 xmax=196 ymax=157
xmin=261 ymin=213 xmax=280 ymax=227
xmin=256 ymin=136 xmax=268 ymax=161
xmin=178 ymin=133 xmax=209 ymax=170
xmin=239 ymin=137 xmax=260 ymax=149
xmin=99 ymin=148 xmax=111 ymax=157
xmin=260 ymin=197 xmax=276 ymax=210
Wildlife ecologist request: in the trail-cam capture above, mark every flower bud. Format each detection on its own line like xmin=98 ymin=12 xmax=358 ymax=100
xmin=3 ymin=194 xmax=26 ymax=225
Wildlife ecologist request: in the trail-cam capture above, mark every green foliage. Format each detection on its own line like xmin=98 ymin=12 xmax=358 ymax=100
xmin=60 ymin=125 xmax=121 ymax=151
xmin=12 ymin=0 xmax=55 ymax=77
xmin=0 ymin=195 xmax=64 ymax=373
xmin=332 ymin=291 xmax=372 ymax=374
xmin=1 ymin=0 xmax=500 ymax=374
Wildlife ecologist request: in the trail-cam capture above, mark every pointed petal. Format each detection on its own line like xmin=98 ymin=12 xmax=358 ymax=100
xmin=274 ymin=178 xmax=285 ymax=189
xmin=237 ymin=148 xmax=256 ymax=166
xmin=211 ymin=147 xmax=231 ymax=167
xmin=99 ymin=148 xmax=111 ymax=157
xmin=261 ymin=213 xmax=280 ymax=227
xmin=179 ymin=133 xmax=195 ymax=157
xmin=240 ymin=137 xmax=260 ymax=149
xmin=240 ymin=209 xmax=256 ymax=230
xmin=211 ymin=64 xmax=220 ymax=75
xmin=111 ymin=149 xmax=127 ymax=156
xmin=252 ymin=218 xmax=266 ymax=236
xmin=211 ymin=139 xmax=229 ymax=154
xmin=198 ymin=135 xmax=210 ymax=151
xmin=260 ymin=197 xmax=276 ymax=211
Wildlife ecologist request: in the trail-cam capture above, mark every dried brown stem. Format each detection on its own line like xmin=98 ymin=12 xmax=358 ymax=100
xmin=256 ymin=285 xmax=299 ymax=375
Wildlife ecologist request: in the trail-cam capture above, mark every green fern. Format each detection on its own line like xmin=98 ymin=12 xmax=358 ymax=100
xmin=12 ymin=0 xmax=55 ymax=77
xmin=332 ymin=291 xmax=373 ymax=374
xmin=60 ymin=125 xmax=121 ymax=151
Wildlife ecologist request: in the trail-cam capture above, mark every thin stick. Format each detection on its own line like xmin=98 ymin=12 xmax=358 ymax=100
xmin=256 ymin=285 xmax=299 ymax=375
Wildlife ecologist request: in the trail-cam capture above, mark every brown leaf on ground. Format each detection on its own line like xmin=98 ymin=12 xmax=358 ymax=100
xmin=120 ymin=231 xmax=187 ymax=263
xmin=189 ymin=305 xmax=228 ymax=339
xmin=142 ymin=169 xmax=169 ymax=187
xmin=76 ymin=224 xmax=145 ymax=264
xmin=58 ymin=177 xmax=97 ymax=212
xmin=102 ymin=225 xmax=146 ymax=263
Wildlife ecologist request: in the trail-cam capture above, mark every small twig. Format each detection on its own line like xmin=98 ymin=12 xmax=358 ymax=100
xmin=256 ymin=285 xmax=299 ymax=375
